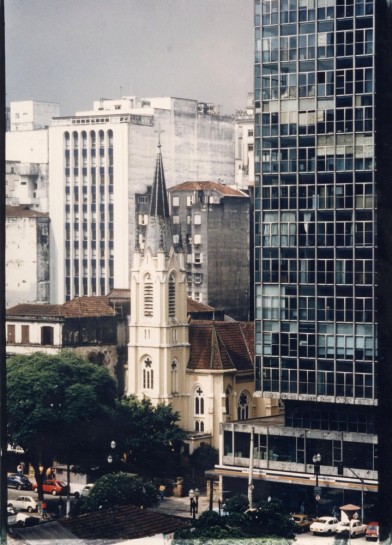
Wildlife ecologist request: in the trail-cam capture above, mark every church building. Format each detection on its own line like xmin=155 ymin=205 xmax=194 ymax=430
xmin=127 ymin=142 xmax=278 ymax=451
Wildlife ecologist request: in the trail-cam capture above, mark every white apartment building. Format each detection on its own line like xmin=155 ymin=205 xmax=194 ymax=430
xmin=48 ymin=96 xmax=235 ymax=303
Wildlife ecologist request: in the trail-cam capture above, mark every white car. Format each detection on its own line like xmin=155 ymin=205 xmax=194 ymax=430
xmin=80 ymin=483 xmax=95 ymax=497
xmin=310 ymin=516 xmax=339 ymax=535
xmin=336 ymin=519 xmax=367 ymax=537
xmin=7 ymin=495 xmax=38 ymax=513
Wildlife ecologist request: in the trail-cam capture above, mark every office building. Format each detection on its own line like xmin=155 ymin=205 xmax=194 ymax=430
xmin=168 ymin=181 xmax=250 ymax=320
xmin=212 ymin=0 xmax=392 ymax=532
xmin=48 ymin=96 xmax=235 ymax=303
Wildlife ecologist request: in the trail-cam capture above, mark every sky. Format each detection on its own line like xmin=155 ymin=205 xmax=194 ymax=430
xmin=5 ymin=0 xmax=254 ymax=117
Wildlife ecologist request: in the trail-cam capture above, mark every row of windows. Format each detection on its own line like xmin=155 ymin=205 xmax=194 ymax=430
xmin=65 ymin=279 xmax=113 ymax=298
xmin=7 ymin=324 xmax=54 ymax=346
xmin=259 ymin=184 xmax=373 ymax=210
xmin=64 ymin=129 xmax=113 ymax=149
xmin=262 ymin=368 xmax=374 ymax=398
xmin=258 ymin=3 xmax=373 ymax=27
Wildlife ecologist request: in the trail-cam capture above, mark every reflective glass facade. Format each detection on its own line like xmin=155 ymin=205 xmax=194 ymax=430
xmin=254 ymin=0 xmax=377 ymax=405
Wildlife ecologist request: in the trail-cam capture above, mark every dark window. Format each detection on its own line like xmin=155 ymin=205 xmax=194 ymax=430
xmin=41 ymin=326 xmax=54 ymax=346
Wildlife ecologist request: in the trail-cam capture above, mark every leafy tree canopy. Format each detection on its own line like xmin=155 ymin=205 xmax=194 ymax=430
xmin=113 ymin=396 xmax=187 ymax=477
xmin=173 ymin=498 xmax=295 ymax=544
xmin=7 ymin=351 xmax=118 ymax=473
xmin=189 ymin=444 xmax=218 ymax=473
xmin=83 ymin=472 xmax=158 ymax=511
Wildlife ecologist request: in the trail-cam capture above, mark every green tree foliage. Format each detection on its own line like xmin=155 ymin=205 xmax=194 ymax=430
xmin=224 ymin=493 xmax=249 ymax=514
xmin=83 ymin=472 xmax=158 ymax=511
xmin=114 ymin=396 xmax=187 ymax=477
xmin=173 ymin=498 xmax=295 ymax=544
xmin=189 ymin=444 xmax=218 ymax=473
xmin=7 ymin=352 xmax=118 ymax=495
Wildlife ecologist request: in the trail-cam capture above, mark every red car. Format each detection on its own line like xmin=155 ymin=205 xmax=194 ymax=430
xmin=32 ymin=479 xmax=69 ymax=496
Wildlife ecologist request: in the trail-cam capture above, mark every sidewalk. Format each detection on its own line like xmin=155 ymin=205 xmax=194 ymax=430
xmin=150 ymin=493 xmax=211 ymax=519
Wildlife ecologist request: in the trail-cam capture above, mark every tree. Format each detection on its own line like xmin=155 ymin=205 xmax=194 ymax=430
xmin=189 ymin=444 xmax=218 ymax=474
xmin=224 ymin=494 xmax=249 ymax=514
xmin=173 ymin=509 xmax=294 ymax=545
xmin=7 ymin=351 xmax=118 ymax=498
xmin=113 ymin=396 xmax=187 ymax=477
xmin=83 ymin=472 xmax=158 ymax=511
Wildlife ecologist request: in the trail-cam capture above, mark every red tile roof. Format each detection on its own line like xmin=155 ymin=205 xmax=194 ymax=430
xmin=7 ymin=297 xmax=115 ymax=318
xmin=6 ymin=205 xmax=49 ymax=218
xmin=186 ymin=297 xmax=215 ymax=313
xmin=61 ymin=504 xmax=188 ymax=541
xmin=188 ymin=320 xmax=254 ymax=372
xmin=169 ymin=180 xmax=248 ymax=197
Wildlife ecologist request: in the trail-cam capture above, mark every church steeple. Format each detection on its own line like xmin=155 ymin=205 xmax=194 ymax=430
xmin=144 ymin=139 xmax=172 ymax=256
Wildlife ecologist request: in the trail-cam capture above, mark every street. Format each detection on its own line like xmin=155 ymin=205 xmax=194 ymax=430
xmin=294 ymin=531 xmax=373 ymax=545
xmin=7 ymin=487 xmax=74 ymax=518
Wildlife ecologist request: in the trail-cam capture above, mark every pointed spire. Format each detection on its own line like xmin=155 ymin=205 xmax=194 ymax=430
xmin=144 ymin=139 xmax=173 ymax=256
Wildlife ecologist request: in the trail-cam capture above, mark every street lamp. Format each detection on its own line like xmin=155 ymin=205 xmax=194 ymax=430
xmin=313 ymin=453 xmax=322 ymax=517
xmin=107 ymin=440 xmax=117 ymax=469
xmin=189 ymin=488 xmax=200 ymax=519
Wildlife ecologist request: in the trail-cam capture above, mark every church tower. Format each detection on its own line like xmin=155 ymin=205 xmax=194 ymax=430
xmin=127 ymin=141 xmax=190 ymax=415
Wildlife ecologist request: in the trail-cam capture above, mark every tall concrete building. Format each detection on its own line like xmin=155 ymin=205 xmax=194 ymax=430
xmin=234 ymin=92 xmax=255 ymax=190
xmin=168 ymin=181 xmax=250 ymax=320
xmin=213 ymin=0 xmax=392 ymax=535
xmin=48 ymin=96 xmax=235 ymax=303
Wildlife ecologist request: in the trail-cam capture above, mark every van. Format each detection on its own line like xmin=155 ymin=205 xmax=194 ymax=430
xmin=366 ymin=522 xmax=379 ymax=541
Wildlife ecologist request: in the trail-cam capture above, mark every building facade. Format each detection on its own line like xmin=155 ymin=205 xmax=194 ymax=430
xmin=48 ymin=96 xmax=235 ymax=303
xmin=168 ymin=181 xmax=250 ymax=321
xmin=213 ymin=0 xmax=392 ymax=530
xmin=234 ymin=92 xmax=255 ymax=190
xmin=6 ymin=205 xmax=50 ymax=308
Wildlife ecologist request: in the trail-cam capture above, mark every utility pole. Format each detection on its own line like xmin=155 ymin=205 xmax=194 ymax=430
xmin=248 ymin=427 xmax=254 ymax=509
xmin=0 ymin=1 xmax=7 ymax=543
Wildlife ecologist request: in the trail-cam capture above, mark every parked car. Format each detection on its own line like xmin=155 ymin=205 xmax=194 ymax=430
xmin=69 ymin=482 xmax=87 ymax=498
xmin=7 ymin=495 xmax=38 ymax=513
xmin=32 ymin=478 xmax=69 ymax=496
xmin=291 ymin=513 xmax=315 ymax=533
xmin=7 ymin=473 xmax=33 ymax=490
xmin=80 ymin=483 xmax=95 ymax=497
xmin=310 ymin=516 xmax=339 ymax=535
xmin=8 ymin=511 xmax=40 ymax=528
xmin=336 ymin=519 xmax=367 ymax=537
xmin=366 ymin=522 xmax=379 ymax=541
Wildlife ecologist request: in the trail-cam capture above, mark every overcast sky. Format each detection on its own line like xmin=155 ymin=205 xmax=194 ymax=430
xmin=5 ymin=0 xmax=254 ymax=116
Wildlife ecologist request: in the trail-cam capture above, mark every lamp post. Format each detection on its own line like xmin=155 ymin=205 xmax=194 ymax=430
xmin=313 ymin=453 xmax=321 ymax=517
xmin=107 ymin=440 xmax=117 ymax=471
xmin=189 ymin=488 xmax=200 ymax=520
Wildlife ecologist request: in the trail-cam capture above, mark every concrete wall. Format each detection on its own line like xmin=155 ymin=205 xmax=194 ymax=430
xmin=6 ymin=216 xmax=50 ymax=308
xmin=10 ymin=101 xmax=60 ymax=131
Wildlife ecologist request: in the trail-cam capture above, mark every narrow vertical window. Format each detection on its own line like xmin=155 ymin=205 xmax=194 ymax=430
xmin=169 ymin=274 xmax=176 ymax=317
xmin=143 ymin=357 xmax=153 ymax=389
xmin=144 ymin=274 xmax=153 ymax=317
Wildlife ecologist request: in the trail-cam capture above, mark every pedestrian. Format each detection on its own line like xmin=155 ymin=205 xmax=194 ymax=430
xmin=159 ymin=484 xmax=166 ymax=500
xmin=41 ymin=501 xmax=48 ymax=519
xmin=16 ymin=463 xmax=23 ymax=475
xmin=300 ymin=501 xmax=305 ymax=514
xmin=332 ymin=505 xmax=339 ymax=519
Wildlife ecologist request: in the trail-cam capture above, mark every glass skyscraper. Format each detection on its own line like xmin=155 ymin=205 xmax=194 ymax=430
xmin=252 ymin=0 xmax=392 ymax=534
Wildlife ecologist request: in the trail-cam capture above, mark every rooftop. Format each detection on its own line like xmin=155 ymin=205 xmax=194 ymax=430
xmin=169 ymin=180 xmax=248 ymax=197
xmin=6 ymin=205 xmax=49 ymax=218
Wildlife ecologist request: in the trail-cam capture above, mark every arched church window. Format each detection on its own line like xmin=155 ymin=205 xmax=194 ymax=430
xmin=144 ymin=274 xmax=153 ymax=317
xmin=143 ymin=357 xmax=153 ymax=389
xmin=195 ymin=387 xmax=204 ymax=415
xmin=238 ymin=391 xmax=250 ymax=420
xmin=169 ymin=274 xmax=176 ymax=317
